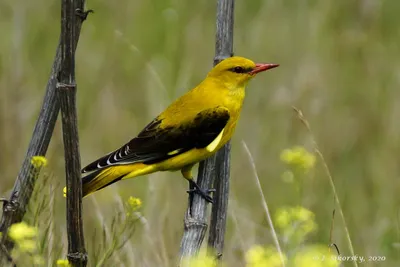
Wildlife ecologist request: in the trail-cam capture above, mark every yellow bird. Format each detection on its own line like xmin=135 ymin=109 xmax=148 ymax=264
xmin=79 ymin=56 xmax=278 ymax=201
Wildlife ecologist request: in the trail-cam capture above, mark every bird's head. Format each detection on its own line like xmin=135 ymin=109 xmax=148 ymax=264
xmin=207 ymin=56 xmax=279 ymax=88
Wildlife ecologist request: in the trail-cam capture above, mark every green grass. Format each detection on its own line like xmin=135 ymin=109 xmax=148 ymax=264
xmin=1 ymin=0 xmax=400 ymax=266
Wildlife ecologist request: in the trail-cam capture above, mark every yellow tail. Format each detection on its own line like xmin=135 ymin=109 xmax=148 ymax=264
xmin=81 ymin=168 xmax=123 ymax=197
xmin=63 ymin=163 xmax=157 ymax=198
xmin=82 ymin=163 xmax=157 ymax=197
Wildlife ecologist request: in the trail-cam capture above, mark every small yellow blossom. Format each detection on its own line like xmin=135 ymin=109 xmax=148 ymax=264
xmin=9 ymin=222 xmax=38 ymax=254
xmin=18 ymin=239 xmax=37 ymax=253
xmin=275 ymin=209 xmax=291 ymax=229
xmin=57 ymin=259 xmax=71 ymax=267
xmin=280 ymin=146 xmax=316 ymax=172
xmin=33 ymin=255 xmax=45 ymax=265
xmin=281 ymin=170 xmax=294 ymax=183
xmin=182 ymin=253 xmax=217 ymax=267
xmin=63 ymin=187 xmax=67 ymax=198
xmin=246 ymin=245 xmax=265 ymax=266
xmin=31 ymin=156 xmax=48 ymax=168
xmin=9 ymin=222 xmax=38 ymax=241
xmin=275 ymin=206 xmax=317 ymax=244
xmin=127 ymin=196 xmax=142 ymax=210
xmin=293 ymin=245 xmax=339 ymax=267
xmin=245 ymin=245 xmax=286 ymax=267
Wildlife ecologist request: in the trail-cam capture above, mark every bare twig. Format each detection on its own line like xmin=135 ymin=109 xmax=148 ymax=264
xmin=329 ymin=209 xmax=336 ymax=250
xmin=292 ymin=106 xmax=357 ymax=267
xmin=330 ymin=243 xmax=341 ymax=256
xmin=0 ymin=243 xmax=15 ymax=267
xmin=58 ymin=0 xmax=87 ymax=266
xmin=241 ymin=141 xmax=286 ymax=267
xmin=208 ymin=143 xmax=231 ymax=259
xmin=0 ymin=0 xmax=90 ymax=263
xmin=207 ymin=0 xmax=235 ymax=260
xmin=179 ymin=156 xmax=216 ymax=262
xmin=179 ymin=0 xmax=235 ymax=262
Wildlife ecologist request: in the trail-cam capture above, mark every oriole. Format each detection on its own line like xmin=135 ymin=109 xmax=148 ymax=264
xmin=76 ymin=56 xmax=278 ymax=201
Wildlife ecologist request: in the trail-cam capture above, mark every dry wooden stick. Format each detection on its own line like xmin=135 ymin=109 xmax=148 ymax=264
xmin=0 ymin=1 xmax=90 ymax=264
xmin=57 ymin=0 xmax=90 ymax=265
xmin=179 ymin=0 xmax=235 ymax=263
xmin=207 ymin=0 xmax=235 ymax=259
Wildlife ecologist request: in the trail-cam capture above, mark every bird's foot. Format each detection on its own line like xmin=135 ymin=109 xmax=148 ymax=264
xmin=187 ymin=180 xmax=215 ymax=204
xmin=75 ymin=8 xmax=94 ymax=21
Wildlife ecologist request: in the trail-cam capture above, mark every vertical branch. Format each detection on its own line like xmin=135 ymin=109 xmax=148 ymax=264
xmin=179 ymin=156 xmax=216 ymax=262
xmin=213 ymin=0 xmax=235 ymax=64
xmin=207 ymin=0 xmax=234 ymax=259
xmin=58 ymin=86 xmax=87 ymax=266
xmin=58 ymin=0 xmax=87 ymax=266
xmin=208 ymin=144 xmax=231 ymax=258
xmin=179 ymin=0 xmax=234 ymax=263
xmin=0 ymin=0 xmax=90 ymax=263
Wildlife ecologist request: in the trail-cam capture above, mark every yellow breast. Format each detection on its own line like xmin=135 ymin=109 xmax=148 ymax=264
xmin=155 ymin=76 xmax=246 ymax=171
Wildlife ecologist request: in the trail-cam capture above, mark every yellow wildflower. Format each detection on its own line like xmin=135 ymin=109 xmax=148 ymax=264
xmin=127 ymin=196 xmax=142 ymax=210
xmin=18 ymin=239 xmax=37 ymax=253
xmin=31 ymin=156 xmax=48 ymax=168
xmin=57 ymin=259 xmax=71 ymax=267
xmin=294 ymin=207 xmax=317 ymax=234
xmin=280 ymin=146 xmax=316 ymax=172
xmin=9 ymin=222 xmax=37 ymax=241
xmin=245 ymin=245 xmax=286 ymax=267
xmin=181 ymin=252 xmax=217 ymax=267
xmin=281 ymin=170 xmax=294 ymax=183
xmin=275 ymin=209 xmax=291 ymax=229
xmin=9 ymin=222 xmax=38 ymax=254
xmin=293 ymin=245 xmax=339 ymax=267
xmin=246 ymin=245 xmax=266 ymax=266
xmin=33 ymin=255 xmax=45 ymax=265
xmin=63 ymin=187 xmax=67 ymax=198
xmin=275 ymin=206 xmax=317 ymax=244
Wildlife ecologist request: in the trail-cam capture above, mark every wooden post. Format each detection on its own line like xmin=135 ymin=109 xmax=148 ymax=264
xmin=58 ymin=0 xmax=89 ymax=266
xmin=0 ymin=0 xmax=90 ymax=264
xmin=207 ymin=0 xmax=234 ymax=259
xmin=179 ymin=0 xmax=234 ymax=263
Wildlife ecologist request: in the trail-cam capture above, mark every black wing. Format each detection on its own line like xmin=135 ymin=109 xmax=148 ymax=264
xmin=82 ymin=106 xmax=230 ymax=173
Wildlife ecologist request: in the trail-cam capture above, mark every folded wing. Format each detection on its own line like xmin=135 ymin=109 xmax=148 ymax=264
xmin=82 ymin=106 xmax=230 ymax=173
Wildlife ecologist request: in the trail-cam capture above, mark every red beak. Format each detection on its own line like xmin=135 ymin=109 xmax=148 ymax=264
xmin=249 ymin=63 xmax=279 ymax=75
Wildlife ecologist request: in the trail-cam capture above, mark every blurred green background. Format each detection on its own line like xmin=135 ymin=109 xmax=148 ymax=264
xmin=1 ymin=0 xmax=400 ymax=266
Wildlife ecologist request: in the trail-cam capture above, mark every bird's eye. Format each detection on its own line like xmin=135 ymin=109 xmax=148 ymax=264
xmin=231 ymin=66 xmax=246 ymax=73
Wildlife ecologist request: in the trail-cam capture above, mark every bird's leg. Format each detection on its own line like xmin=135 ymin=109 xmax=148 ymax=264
xmin=186 ymin=180 xmax=215 ymax=216
xmin=187 ymin=179 xmax=215 ymax=204
xmin=181 ymin=166 xmax=215 ymax=211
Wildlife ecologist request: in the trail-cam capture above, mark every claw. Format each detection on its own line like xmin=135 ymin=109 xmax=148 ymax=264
xmin=187 ymin=180 xmax=214 ymax=204
xmin=0 ymin=197 xmax=9 ymax=209
xmin=75 ymin=8 xmax=94 ymax=21
xmin=187 ymin=188 xmax=216 ymax=195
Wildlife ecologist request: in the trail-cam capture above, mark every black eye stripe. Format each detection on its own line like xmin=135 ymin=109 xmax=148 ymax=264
xmin=229 ymin=66 xmax=253 ymax=74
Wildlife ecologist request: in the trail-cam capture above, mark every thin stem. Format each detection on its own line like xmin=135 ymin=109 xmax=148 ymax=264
xmin=292 ymin=106 xmax=357 ymax=267
xmin=179 ymin=0 xmax=235 ymax=263
xmin=0 ymin=0 xmax=90 ymax=263
xmin=207 ymin=0 xmax=235 ymax=259
xmin=241 ymin=140 xmax=286 ymax=267
xmin=58 ymin=0 xmax=89 ymax=265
